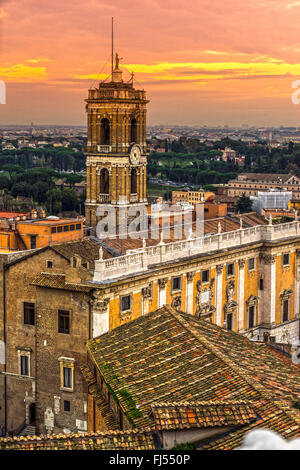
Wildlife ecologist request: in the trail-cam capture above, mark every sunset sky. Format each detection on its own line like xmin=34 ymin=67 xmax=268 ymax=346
xmin=1 ymin=0 xmax=300 ymax=126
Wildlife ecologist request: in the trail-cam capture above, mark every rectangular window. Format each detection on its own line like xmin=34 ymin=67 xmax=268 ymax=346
xmin=57 ymin=226 xmax=63 ymax=233
xmin=121 ymin=296 xmax=131 ymax=312
xmin=172 ymin=277 xmax=181 ymax=291
xmin=64 ymin=400 xmax=70 ymax=412
xmin=63 ymin=367 xmax=72 ymax=389
xmin=51 ymin=227 xmax=57 ymax=234
xmin=46 ymin=260 xmax=53 ymax=269
xmin=248 ymin=258 xmax=255 ymax=271
xmin=283 ymin=300 xmax=289 ymax=322
xmin=70 ymin=224 xmax=75 ymax=231
xmin=58 ymin=310 xmax=70 ymax=334
xmin=20 ymin=355 xmax=29 ymax=376
xmin=283 ymin=253 xmax=290 ymax=266
xmin=63 ymin=225 xmax=69 ymax=232
xmin=227 ymin=263 xmax=234 ymax=276
xmin=201 ymin=270 xmax=209 ymax=283
xmin=259 ymin=278 xmax=264 ymax=290
xmin=249 ymin=305 xmax=255 ymax=328
xmin=24 ymin=302 xmax=35 ymax=325
xmin=76 ymin=224 xmax=81 ymax=230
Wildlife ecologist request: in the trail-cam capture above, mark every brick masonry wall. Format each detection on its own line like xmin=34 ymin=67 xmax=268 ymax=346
xmin=0 ymin=249 xmax=74 ymax=433
xmin=35 ymin=287 xmax=90 ymax=434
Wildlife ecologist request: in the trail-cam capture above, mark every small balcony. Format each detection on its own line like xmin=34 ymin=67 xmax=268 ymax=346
xmin=98 ymin=194 xmax=110 ymax=203
xmin=97 ymin=145 xmax=111 ymax=153
xmin=130 ymin=194 xmax=138 ymax=203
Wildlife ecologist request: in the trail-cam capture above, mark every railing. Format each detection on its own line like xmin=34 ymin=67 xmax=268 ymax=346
xmin=98 ymin=194 xmax=110 ymax=203
xmin=130 ymin=194 xmax=138 ymax=203
xmin=97 ymin=145 xmax=111 ymax=153
xmin=93 ymin=221 xmax=300 ymax=282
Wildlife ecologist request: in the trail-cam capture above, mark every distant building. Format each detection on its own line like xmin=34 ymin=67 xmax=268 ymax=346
xmin=0 ymin=212 xmax=84 ymax=252
xmin=172 ymin=190 xmax=214 ymax=205
xmin=228 ymin=173 xmax=300 ymax=198
xmin=251 ymin=191 xmax=292 ymax=215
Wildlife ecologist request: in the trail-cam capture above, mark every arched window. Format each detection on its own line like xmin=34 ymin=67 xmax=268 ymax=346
xmin=100 ymin=168 xmax=109 ymax=194
xmin=131 ymin=169 xmax=137 ymax=194
xmin=130 ymin=118 xmax=137 ymax=143
xmin=100 ymin=118 xmax=110 ymax=145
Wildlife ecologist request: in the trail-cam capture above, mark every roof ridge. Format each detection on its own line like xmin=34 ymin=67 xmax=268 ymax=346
xmin=166 ymin=307 xmax=299 ymax=423
xmin=0 ymin=426 xmax=155 ymax=444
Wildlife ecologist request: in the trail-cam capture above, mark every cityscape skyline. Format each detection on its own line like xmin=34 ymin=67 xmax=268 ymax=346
xmin=1 ymin=1 xmax=300 ymax=126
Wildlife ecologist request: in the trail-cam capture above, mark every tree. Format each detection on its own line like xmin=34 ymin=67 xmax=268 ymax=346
xmin=46 ymin=189 xmax=62 ymax=214
xmin=237 ymin=194 xmax=252 ymax=213
xmin=61 ymin=188 xmax=79 ymax=212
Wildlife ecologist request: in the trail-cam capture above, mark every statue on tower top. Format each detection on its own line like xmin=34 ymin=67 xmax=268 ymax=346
xmin=115 ymin=52 xmax=122 ymax=70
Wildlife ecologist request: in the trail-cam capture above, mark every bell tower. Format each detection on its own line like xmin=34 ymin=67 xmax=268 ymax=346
xmin=84 ymin=52 xmax=149 ymax=231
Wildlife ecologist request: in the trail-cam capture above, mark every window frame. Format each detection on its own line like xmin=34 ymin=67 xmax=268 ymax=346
xmin=201 ymin=270 xmax=209 ymax=283
xmin=59 ymin=357 xmax=75 ymax=392
xmin=58 ymin=310 xmax=70 ymax=334
xmin=282 ymin=253 xmax=290 ymax=267
xmin=20 ymin=355 xmax=29 ymax=376
xmin=226 ymin=263 xmax=235 ymax=277
xmin=248 ymin=258 xmax=255 ymax=271
xmin=23 ymin=302 xmax=35 ymax=326
xmin=172 ymin=276 xmax=182 ymax=292
xmin=120 ymin=295 xmax=132 ymax=313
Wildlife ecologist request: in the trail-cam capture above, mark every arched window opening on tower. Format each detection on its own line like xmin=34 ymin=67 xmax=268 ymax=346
xmin=131 ymin=169 xmax=137 ymax=194
xmin=130 ymin=118 xmax=137 ymax=143
xmin=100 ymin=118 xmax=110 ymax=145
xmin=100 ymin=168 xmax=110 ymax=195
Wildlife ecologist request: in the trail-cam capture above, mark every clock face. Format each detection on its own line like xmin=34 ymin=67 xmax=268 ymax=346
xmin=130 ymin=144 xmax=141 ymax=165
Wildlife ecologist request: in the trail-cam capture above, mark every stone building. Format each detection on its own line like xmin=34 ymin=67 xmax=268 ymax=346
xmin=0 ymin=239 xmax=112 ymax=436
xmin=85 ymin=53 xmax=149 ymax=230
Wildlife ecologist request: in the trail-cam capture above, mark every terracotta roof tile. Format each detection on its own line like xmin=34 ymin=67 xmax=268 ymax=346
xmin=32 ymin=273 xmax=91 ymax=292
xmin=0 ymin=429 xmax=158 ymax=450
xmin=151 ymin=401 xmax=257 ymax=430
xmin=87 ymin=306 xmax=300 ymax=447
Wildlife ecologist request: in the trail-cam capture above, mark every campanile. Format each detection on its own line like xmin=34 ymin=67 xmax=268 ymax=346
xmin=84 ymin=53 xmax=149 ymax=231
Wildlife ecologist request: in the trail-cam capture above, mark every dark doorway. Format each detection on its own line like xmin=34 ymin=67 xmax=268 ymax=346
xmin=227 ymin=313 xmax=233 ymax=330
xmin=100 ymin=168 xmax=109 ymax=194
xmin=29 ymin=403 xmax=36 ymax=424
xmin=283 ymin=300 xmax=289 ymax=322
xmin=249 ymin=305 xmax=255 ymax=328
xmin=100 ymin=118 xmax=110 ymax=145
xmin=131 ymin=169 xmax=137 ymax=194
xmin=130 ymin=118 xmax=137 ymax=143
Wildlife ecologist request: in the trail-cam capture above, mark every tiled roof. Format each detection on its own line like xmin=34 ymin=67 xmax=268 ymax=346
xmin=32 ymin=273 xmax=91 ymax=293
xmin=0 ymin=429 xmax=158 ymax=450
xmin=235 ymin=173 xmax=294 ymax=183
xmin=52 ymin=238 xmax=114 ymax=267
xmin=230 ymin=212 xmax=268 ymax=227
xmin=151 ymin=401 xmax=257 ymax=431
xmin=202 ymin=399 xmax=300 ymax=450
xmin=87 ymin=306 xmax=300 ymax=447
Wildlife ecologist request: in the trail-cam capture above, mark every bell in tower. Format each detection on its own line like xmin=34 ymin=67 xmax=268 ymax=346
xmin=84 ymin=51 xmax=149 ymax=233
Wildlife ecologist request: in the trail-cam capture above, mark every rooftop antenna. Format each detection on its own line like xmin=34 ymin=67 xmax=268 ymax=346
xmin=111 ymin=17 xmax=114 ymax=76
